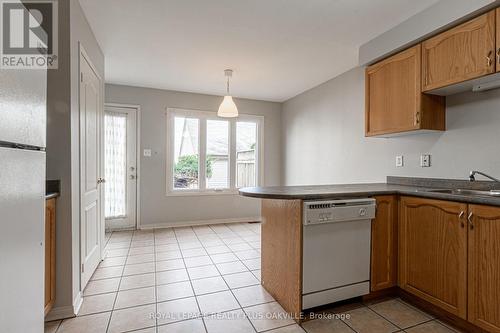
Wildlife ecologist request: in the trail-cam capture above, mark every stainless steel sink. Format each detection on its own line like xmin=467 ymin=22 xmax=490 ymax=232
xmin=426 ymin=189 xmax=500 ymax=197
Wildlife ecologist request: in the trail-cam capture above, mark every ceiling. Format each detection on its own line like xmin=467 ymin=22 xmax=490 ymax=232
xmin=79 ymin=0 xmax=440 ymax=102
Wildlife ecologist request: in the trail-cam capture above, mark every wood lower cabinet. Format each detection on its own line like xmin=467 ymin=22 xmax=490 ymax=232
xmin=365 ymin=45 xmax=445 ymax=137
xmin=45 ymin=198 xmax=56 ymax=316
xmin=370 ymin=196 xmax=398 ymax=291
xmin=399 ymin=197 xmax=467 ymax=319
xmin=467 ymin=204 xmax=500 ymax=332
xmin=422 ymin=11 xmax=496 ymax=91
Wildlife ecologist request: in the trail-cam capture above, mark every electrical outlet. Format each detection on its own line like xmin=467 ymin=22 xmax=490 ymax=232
xmin=143 ymin=149 xmax=152 ymax=157
xmin=420 ymin=154 xmax=431 ymax=167
xmin=396 ymin=155 xmax=404 ymax=167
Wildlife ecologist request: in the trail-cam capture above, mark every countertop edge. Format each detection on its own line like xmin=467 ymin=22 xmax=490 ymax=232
xmin=45 ymin=192 xmax=60 ymax=200
xmin=239 ymin=186 xmax=500 ymax=207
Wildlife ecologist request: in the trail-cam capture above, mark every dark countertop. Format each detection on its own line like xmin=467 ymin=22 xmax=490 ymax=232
xmin=239 ymin=177 xmax=500 ymax=207
xmin=46 ymin=179 xmax=60 ymax=200
xmin=45 ymin=192 xmax=59 ymax=200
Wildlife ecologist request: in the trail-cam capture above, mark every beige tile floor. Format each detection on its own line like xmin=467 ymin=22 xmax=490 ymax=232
xmin=45 ymin=222 xmax=464 ymax=333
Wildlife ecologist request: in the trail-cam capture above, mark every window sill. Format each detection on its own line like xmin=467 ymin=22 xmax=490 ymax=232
xmin=165 ymin=189 xmax=240 ymax=197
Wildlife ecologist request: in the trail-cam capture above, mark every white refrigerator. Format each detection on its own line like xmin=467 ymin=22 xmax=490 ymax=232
xmin=0 ymin=67 xmax=47 ymax=332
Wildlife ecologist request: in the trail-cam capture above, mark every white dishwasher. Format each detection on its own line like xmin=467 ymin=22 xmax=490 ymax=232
xmin=302 ymin=198 xmax=376 ymax=310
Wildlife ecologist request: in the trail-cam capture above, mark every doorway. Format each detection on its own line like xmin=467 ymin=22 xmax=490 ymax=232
xmin=104 ymin=104 xmax=139 ymax=230
xmin=79 ymin=45 xmax=104 ymax=290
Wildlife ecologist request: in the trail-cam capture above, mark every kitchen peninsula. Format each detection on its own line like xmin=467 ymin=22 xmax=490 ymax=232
xmin=240 ymin=176 xmax=500 ymax=332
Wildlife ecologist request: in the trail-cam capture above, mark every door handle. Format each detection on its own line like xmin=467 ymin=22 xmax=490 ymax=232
xmin=459 ymin=211 xmax=465 ymax=228
xmin=486 ymin=50 xmax=493 ymax=67
xmin=97 ymin=178 xmax=106 ymax=184
xmin=467 ymin=212 xmax=474 ymax=230
xmin=497 ymin=48 xmax=500 ymax=64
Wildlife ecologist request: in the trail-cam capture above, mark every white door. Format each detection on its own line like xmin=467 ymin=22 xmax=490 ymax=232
xmin=80 ymin=47 xmax=103 ymax=289
xmin=104 ymin=106 xmax=138 ymax=230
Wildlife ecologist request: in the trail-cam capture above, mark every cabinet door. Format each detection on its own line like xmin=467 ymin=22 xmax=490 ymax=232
xmin=497 ymin=9 xmax=500 ymax=73
xmin=422 ymin=11 xmax=495 ymax=91
xmin=399 ymin=197 xmax=467 ymax=319
xmin=468 ymin=205 xmax=500 ymax=332
xmin=366 ymin=45 xmax=421 ymax=136
xmin=371 ymin=196 xmax=398 ymax=291
xmin=44 ymin=199 xmax=56 ymax=316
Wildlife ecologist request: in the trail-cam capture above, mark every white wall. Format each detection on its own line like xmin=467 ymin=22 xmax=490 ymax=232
xmin=359 ymin=0 xmax=498 ymax=65
xmin=105 ymin=84 xmax=281 ymax=227
xmin=46 ymin=0 xmax=104 ymax=318
xmin=282 ymin=67 xmax=500 ymax=185
xmin=70 ymin=0 xmax=105 ymax=308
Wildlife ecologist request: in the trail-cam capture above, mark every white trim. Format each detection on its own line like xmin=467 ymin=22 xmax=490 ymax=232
xmin=78 ymin=42 xmax=104 ymax=292
xmin=139 ymin=216 xmax=262 ymax=230
xmin=73 ymin=291 xmax=83 ymax=315
xmin=164 ymin=189 xmax=239 ymax=197
xmin=104 ymin=103 xmax=142 ymax=230
xmin=44 ymin=305 xmax=75 ymax=322
xmin=165 ymin=107 xmax=264 ymax=196
xmin=44 ymin=288 xmax=82 ymax=321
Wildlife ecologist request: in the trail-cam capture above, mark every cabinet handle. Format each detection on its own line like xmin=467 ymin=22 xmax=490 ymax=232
xmin=459 ymin=211 xmax=465 ymax=228
xmin=486 ymin=50 xmax=493 ymax=67
xmin=415 ymin=111 xmax=421 ymax=126
xmin=467 ymin=212 xmax=474 ymax=230
xmin=497 ymin=48 xmax=500 ymax=64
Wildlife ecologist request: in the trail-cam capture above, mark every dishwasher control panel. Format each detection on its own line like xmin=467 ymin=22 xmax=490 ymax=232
xmin=303 ymin=198 xmax=376 ymax=225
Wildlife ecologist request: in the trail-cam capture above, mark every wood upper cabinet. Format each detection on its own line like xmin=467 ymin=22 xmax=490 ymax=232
xmin=497 ymin=9 xmax=500 ymax=72
xmin=370 ymin=195 xmax=398 ymax=292
xmin=467 ymin=204 xmax=500 ymax=332
xmin=422 ymin=11 xmax=496 ymax=91
xmin=399 ymin=197 xmax=467 ymax=319
xmin=45 ymin=198 xmax=56 ymax=316
xmin=365 ymin=45 xmax=445 ymax=137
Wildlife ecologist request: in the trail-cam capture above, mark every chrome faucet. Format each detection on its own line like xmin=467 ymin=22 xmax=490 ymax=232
xmin=469 ymin=170 xmax=500 ymax=182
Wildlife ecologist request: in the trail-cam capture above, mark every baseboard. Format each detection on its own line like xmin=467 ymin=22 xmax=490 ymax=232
xmin=44 ymin=291 xmax=82 ymax=321
xmin=44 ymin=305 xmax=75 ymax=322
xmin=105 ymin=226 xmax=136 ymax=232
xmin=139 ymin=216 xmax=262 ymax=230
xmin=73 ymin=292 xmax=83 ymax=316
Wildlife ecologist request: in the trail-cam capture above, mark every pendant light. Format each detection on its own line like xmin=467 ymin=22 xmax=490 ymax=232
xmin=217 ymin=69 xmax=239 ymax=118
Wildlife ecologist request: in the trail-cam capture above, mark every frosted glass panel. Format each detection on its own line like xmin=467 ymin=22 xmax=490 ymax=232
xmin=105 ymin=113 xmax=127 ymax=218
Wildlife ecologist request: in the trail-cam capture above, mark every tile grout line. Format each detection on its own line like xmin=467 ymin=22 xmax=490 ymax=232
xmin=105 ymin=231 xmax=132 ymax=333
xmin=152 ymin=228 xmax=158 ymax=333
xmin=172 ymin=226 xmax=209 ymax=333
xmin=194 ymin=224 xmax=259 ymax=333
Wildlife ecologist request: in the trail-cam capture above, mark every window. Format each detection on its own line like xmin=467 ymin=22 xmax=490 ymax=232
xmin=236 ymin=122 xmax=257 ymax=187
xmin=173 ymin=117 xmax=199 ymax=189
xmin=166 ymin=108 xmax=263 ymax=195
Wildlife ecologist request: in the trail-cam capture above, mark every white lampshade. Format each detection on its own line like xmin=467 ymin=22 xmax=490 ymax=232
xmin=217 ymin=95 xmax=239 ymax=118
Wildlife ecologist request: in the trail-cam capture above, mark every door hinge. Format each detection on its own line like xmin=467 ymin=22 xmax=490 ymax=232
xmin=81 ymin=72 xmax=83 ymax=82
xmin=81 ymin=263 xmax=84 ymax=273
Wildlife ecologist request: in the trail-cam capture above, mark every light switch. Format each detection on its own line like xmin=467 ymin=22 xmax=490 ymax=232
xmin=420 ymin=154 xmax=431 ymax=167
xmin=143 ymin=149 xmax=152 ymax=157
xmin=396 ymin=156 xmax=404 ymax=167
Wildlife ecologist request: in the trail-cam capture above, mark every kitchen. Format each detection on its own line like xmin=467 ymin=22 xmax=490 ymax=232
xmin=1 ymin=1 xmax=500 ymax=333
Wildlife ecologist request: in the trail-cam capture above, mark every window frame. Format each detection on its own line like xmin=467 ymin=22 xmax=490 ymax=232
xmin=166 ymin=108 xmax=264 ymax=196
